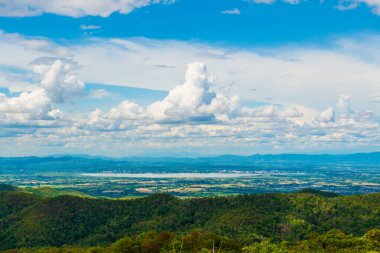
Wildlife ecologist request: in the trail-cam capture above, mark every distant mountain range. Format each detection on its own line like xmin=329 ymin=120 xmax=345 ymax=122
xmin=1 ymin=151 xmax=380 ymax=164
xmin=0 ymin=152 xmax=379 ymax=174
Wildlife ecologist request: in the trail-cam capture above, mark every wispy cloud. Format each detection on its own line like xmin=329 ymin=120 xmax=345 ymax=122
xmin=222 ymin=8 xmax=241 ymax=15
xmin=88 ymin=89 xmax=115 ymax=99
xmin=249 ymin=0 xmax=303 ymax=5
xmin=80 ymin=25 xmax=101 ymax=30
xmin=337 ymin=0 xmax=380 ymax=15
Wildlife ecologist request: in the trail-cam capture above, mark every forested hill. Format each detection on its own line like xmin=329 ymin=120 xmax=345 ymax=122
xmin=0 ymin=187 xmax=379 ymax=252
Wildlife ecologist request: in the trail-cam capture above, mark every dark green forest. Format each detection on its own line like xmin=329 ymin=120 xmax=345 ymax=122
xmin=0 ymin=186 xmax=379 ymax=252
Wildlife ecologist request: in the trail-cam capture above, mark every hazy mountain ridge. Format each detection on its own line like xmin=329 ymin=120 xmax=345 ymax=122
xmin=1 ymin=152 xmax=379 ymax=169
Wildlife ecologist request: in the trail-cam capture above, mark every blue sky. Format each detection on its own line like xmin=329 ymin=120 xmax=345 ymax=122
xmin=0 ymin=0 xmax=380 ymax=156
xmin=1 ymin=1 xmax=380 ymax=45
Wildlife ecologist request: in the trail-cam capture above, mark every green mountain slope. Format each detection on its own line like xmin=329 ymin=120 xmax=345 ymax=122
xmin=0 ymin=187 xmax=379 ymax=252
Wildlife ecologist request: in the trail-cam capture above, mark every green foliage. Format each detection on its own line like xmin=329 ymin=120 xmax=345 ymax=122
xmin=242 ymin=239 xmax=287 ymax=253
xmin=3 ymin=229 xmax=380 ymax=253
xmin=111 ymin=236 xmax=135 ymax=253
xmin=296 ymin=188 xmax=340 ymax=198
xmin=362 ymin=229 xmax=380 ymax=250
xmin=22 ymin=187 xmax=93 ymax=198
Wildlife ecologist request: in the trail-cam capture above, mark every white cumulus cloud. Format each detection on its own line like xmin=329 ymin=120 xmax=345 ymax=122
xmin=315 ymin=94 xmax=377 ymax=126
xmin=32 ymin=57 xmax=84 ymax=103
xmin=337 ymin=94 xmax=354 ymax=119
xmin=317 ymin=107 xmax=335 ymax=123
xmin=147 ymin=62 xmax=239 ymax=123
xmin=0 ymin=56 xmax=85 ymax=127
xmin=87 ymin=101 xmax=145 ymax=130
xmin=87 ymin=62 xmax=302 ymax=131
xmin=0 ymin=88 xmax=61 ymax=126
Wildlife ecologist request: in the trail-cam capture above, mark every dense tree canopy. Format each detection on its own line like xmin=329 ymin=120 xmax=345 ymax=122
xmin=0 ymin=187 xmax=379 ymax=252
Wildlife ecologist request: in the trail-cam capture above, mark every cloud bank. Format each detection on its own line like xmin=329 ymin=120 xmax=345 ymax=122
xmin=0 ymin=31 xmax=379 ymax=155
xmin=2 ymin=56 xmax=378 ymax=156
